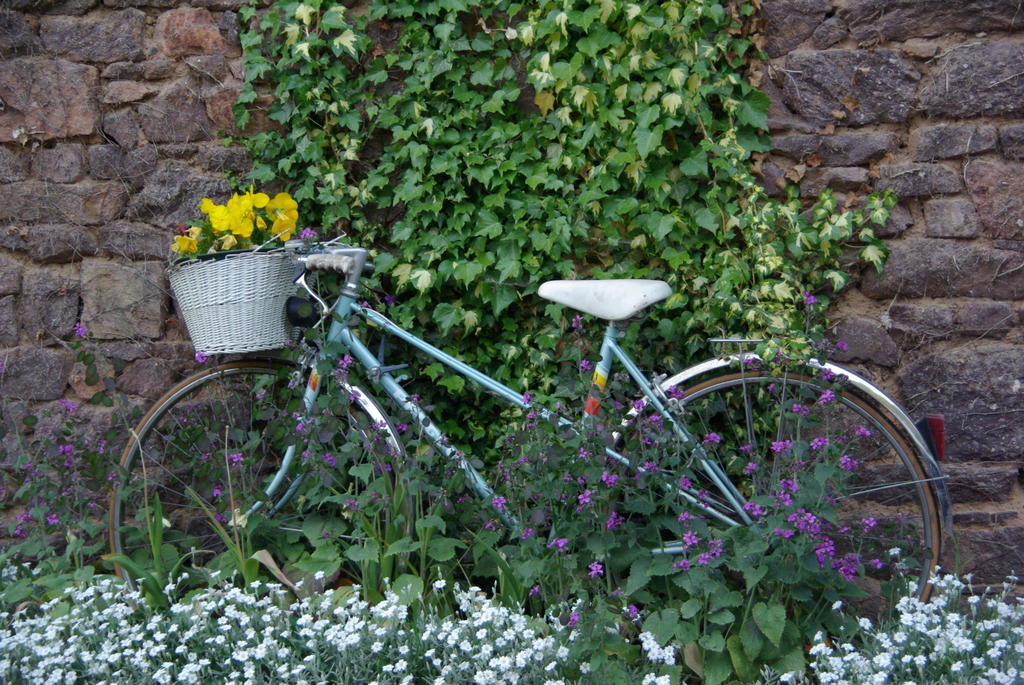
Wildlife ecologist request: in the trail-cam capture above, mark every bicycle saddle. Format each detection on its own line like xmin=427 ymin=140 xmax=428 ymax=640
xmin=538 ymin=279 xmax=672 ymax=321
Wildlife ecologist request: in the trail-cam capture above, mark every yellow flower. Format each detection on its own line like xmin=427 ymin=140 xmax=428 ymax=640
xmin=226 ymin=193 xmax=255 ymax=237
xmin=266 ymin=192 xmax=299 ymax=241
xmin=200 ymin=198 xmax=219 ymax=215
xmin=208 ymin=204 xmax=232 ymax=233
xmin=218 ymin=233 xmax=238 ymax=250
xmin=187 ymin=225 xmax=203 ymax=240
xmin=172 ymin=235 xmax=198 ymax=254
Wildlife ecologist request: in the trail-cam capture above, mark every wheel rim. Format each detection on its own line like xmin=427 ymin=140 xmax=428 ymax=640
xmin=673 ymin=370 xmax=942 ymax=612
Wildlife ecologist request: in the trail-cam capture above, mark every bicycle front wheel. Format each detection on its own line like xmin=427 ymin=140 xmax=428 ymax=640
xmin=108 ymin=359 xmax=402 ymax=578
xmin=666 ymin=368 xmax=943 ymax=611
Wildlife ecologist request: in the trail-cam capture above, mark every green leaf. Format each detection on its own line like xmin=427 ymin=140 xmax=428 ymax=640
xmin=740 ymin=618 xmax=764 ymax=661
xmin=680 ymin=597 xmax=702 ymax=619
xmin=703 ymin=649 xmax=733 ymax=685
xmin=345 ymin=541 xmax=380 ymax=563
xmin=752 ymin=602 xmax=786 ymax=647
xmin=642 ymin=609 xmax=680 ymax=645
xmin=427 ymin=537 xmax=462 ymax=562
xmin=385 ymin=536 xmax=420 ymax=557
xmin=727 ymin=635 xmax=759 ymax=682
xmin=392 ymin=574 xmax=424 ymax=605
xmin=698 ymin=631 xmax=725 ymax=652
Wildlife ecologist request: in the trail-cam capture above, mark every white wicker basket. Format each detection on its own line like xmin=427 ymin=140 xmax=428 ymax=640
xmin=168 ymin=251 xmax=296 ymax=355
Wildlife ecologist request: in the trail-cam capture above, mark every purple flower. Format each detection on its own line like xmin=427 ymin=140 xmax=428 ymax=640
xmin=854 ymin=425 xmax=873 ymax=438
xmin=579 ymin=359 xmax=594 ymax=372
xmin=577 ymin=447 xmax=591 ymax=460
xmin=818 ymin=389 xmax=836 ymax=405
xmin=677 ymin=475 xmax=692 ymax=490
xmin=810 ymin=437 xmax=830 ymax=451
xmin=57 ymin=399 xmax=79 ymax=413
xmin=815 ymin=537 xmax=837 ymax=567
xmin=632 ymin=398 xmax=646 ymax=412
xmin=673 ymin=558 xmax=691 ymax=571
xmin=742 ymin=501 xmax=766 ymax=518
xmin=743 ymin=461 xmax=759 ymax=475
xmin=576 ymin=489 xmax=593 ymax=508
xmin=682 ymin=531 xmax=699 ymax=548
xmin=491 ymin=496 xmax=507 ymax=511
xmin=835 ymin=340 xmax=849 ymax=351
xmin=228 ymin=452 xmax=244 ymax=466
xmin=677 ymin=510 xmax=696 ymax=522
xmin=338 ymin=354 xmax=354 ymax=371
xmin=790 ymin=403 xmax=810 ymax=417
xmin=739 ymin=443 xmax=754 ymax=453
xmin=697 ymin=552 xmax=713 ymax=566
xmin=321 ymin=453 xmax=337 ymax=468
xmin=778 ymin=478 xmax=798 ymax=493
xmin=299 ymin=227 xmax=318 ymax=240
xmin=529 ymin=584 xmax=540 ymax=597
xmin=601 ymin=471 xmax=619 ymax=488
xmin=588 ymin=561 xmax=604 ymax=578
xmin=862 ymin=517 xmax=877 ymax=532
xmin=571 ymin=314 xmax=584 ymax=331
xmin=839 ymin=454 xmax=859 ymax=471
xmin=46 ymin=513 xmax=60 ymax=526
xmin=211 ymin=484 xmax=224 ymax=499
xmin=73 ymin=322 xmax=88 ymax=338
xmin=703 ymin=432 xmax=721 ymax=444
xmin=772 ymin=527 xmax=795 ymax=538
xmin=771 ymin=440 xmax=793 ymax=455
xmin=625 ymin=604 xmax=639 ymax=619
xmin=605 ymin=511 xmax=624 ymax=530
xmin=58 ymin=444 xmax=74 ymax=457
xmin=547 ymin=537 xmax=569 ymax=550
xmin=194 ymin=351 xmax=209 ymax=364
xmin=521 ymin=527 xmax=535 ymax=540
xmin=803 ymin=291 xmax=819 ymax=306
xmin=666 ymin=385 xmax=685 ymax=400
xmin=566 ymin=611 xmax=580 ymax=628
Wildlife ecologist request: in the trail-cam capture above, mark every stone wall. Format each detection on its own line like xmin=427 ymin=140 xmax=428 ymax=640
xmin=1 ymin=0 xmax=1022 ymax=581
xmin=759 ymin=0 xmax=1024 ymax=582
xmin=0 ymin=0 xmax=262 ymax=505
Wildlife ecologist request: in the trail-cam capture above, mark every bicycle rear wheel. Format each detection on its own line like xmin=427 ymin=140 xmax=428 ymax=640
xmin=663 ymin=367 xmax=943 ymax=612
xmin=108 ymin=359 xmax=402 ymax=580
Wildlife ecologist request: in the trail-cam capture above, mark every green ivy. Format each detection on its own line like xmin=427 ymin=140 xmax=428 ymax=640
xmin=235 ymin=0 xmax=890 ymax=428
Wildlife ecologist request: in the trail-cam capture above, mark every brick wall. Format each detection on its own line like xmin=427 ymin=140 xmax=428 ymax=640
xmin=758 ymin=0 xmax=1024 ymax=582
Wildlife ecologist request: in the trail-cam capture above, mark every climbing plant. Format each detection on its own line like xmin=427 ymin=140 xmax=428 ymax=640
xmin=235 ymin=0 xmax=890 ymax=431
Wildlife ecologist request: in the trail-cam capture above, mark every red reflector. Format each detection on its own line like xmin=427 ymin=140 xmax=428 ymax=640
xmin=925 ymin=414 xmax=946 ymax=461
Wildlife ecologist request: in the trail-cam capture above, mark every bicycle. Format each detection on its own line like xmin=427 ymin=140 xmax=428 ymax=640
xmin=108 ymin=241 xmax=951 ymax=606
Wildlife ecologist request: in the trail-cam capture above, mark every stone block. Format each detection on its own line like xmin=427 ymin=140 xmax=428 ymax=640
xmin=138 ymin=80 xmax=213 ymax=144
xmin=80 ymin=260 xmax=165 ymax=340
xmin=955 ymin=526 xmax=1024 ymax=584
xmin=197 ymin=146 xmax=251 ymax=174
xmin=192 ymin=0 xmax=248 ymax=9
xmin=811 ymin=16 xmax=846 ymax=49
xmin=128 ymin=160 xmax=230 ymax=226
xmin=25 ymin=224 xmax=98 ymax=263
xmin=87 ymin=144 xmax=157 ymax=190
xmin=956 ymin=301 xmax=1014 ymax=337
xmin=0 ymin=181 xmax=127 ymax=225
xmin=802 ymin=166 xmax=869 ymax=196
xmin=924 ymin=198 xmax=980 ymax=239
xmin=19 ymin=270 xmax=79 ymax=341
xmin=116 ymin=357 xmax=177 ymax=399
xmin=0 ymin=147 xmax=28 ymax=183
xmin=102 ymin=81 xmax=159 ymax=105
xmin=965 ymin=160 xmax=1024 ymax=240
xmin=0 ymin=256 xmax=21 ymax=295
xmin=886 ymin=303 xmax=954 ymax=340
xmin=841 ymin=0 xmax=1024 ymax=42
xmin=757 ymin=160 xmax=787 ymax=197
xmin=875 ymin=203 xmax=913 ymax=239
xmin=942 ymin=464 xmax=1017 ymax=503
xmin=953 ymin=510 xmax=1020 ymax=526
xmin=101 ymin=59 xmax=177 ymax=81
xmin=0 ymin=58 xmax=98 ymax=143
xmin=876 ymin=164 xmax=963 ymax=198
xmin=101 ymin=110 xmax=141 ymax=149
xmin=776 ymin=50 xmax=919 ymax=127
xmin=914 ymin=125 xmax=998 ymax=161
xmin=39 ymin=9 xmax=144 ymax=63
xmin=31 ymin=144 xmax=85 ymax=184
xmin=185 ymin=55 xmax=229 ymax=82
xmin=103 ymin=0 xmax=176 ymax=8
xmin=0 ymin=11 xmax=42 ymax=58
xmin=0 ymin=346 xmax=71 ymax=400
xmin=99 ymin=221 xmax=171 ymax=260
xmin=899 ymin=345 xmax=1024 ymax=462
xmin=1001 ymin=125 xmax=1024 ymax=160
xmin=203 ymin=86 xmax=242 ymax=135
xmin=0 ymin=296 xmax=17 ymax=347
xmin=156 ymin=8 xmax=227 ymax=59
xmin=862 ymin=240 xmax=1024 ymax=300
xmin=921 ymin=41 xmax=1024 ymax=119
xmin=762 ymin=0 xmax=830 ymax=58
xmin=830 ymin=316 xmax=898 ymax=367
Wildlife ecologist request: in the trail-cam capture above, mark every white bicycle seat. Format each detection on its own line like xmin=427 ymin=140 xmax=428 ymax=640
xmin=538 ymin=279 xmax=672 ymax=321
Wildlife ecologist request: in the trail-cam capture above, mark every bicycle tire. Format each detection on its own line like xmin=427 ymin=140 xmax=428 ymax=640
xmin=108 ymin=359 xmax=403 ymax=581
xmin=664 ymin=368 xmax=943 ymax=613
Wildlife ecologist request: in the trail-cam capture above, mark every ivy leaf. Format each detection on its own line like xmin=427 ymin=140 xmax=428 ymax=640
xmin=534 ymin=90 xmax=556 ymax=115
xmin=410 ymin=269 xmax=434 ymax=293
xmin=634 ymin=126 xmax=663 ymax=160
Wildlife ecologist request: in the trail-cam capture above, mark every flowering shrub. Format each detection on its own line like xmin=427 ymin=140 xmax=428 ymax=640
xmin=170 ymin=187 xmax=300 ymax=256
xmin=806 ymin=573 xmax=1024 ymax=685
xmin=0 ymin=576 xmax=673 ymax=684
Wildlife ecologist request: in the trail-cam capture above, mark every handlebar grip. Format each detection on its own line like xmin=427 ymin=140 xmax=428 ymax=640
xmin=306 ymin=253 xmax=356 ymax=274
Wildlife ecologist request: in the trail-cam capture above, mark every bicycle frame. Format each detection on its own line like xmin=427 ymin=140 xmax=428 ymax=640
xmin=270 ymin=286 xmax=752 ymax=537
